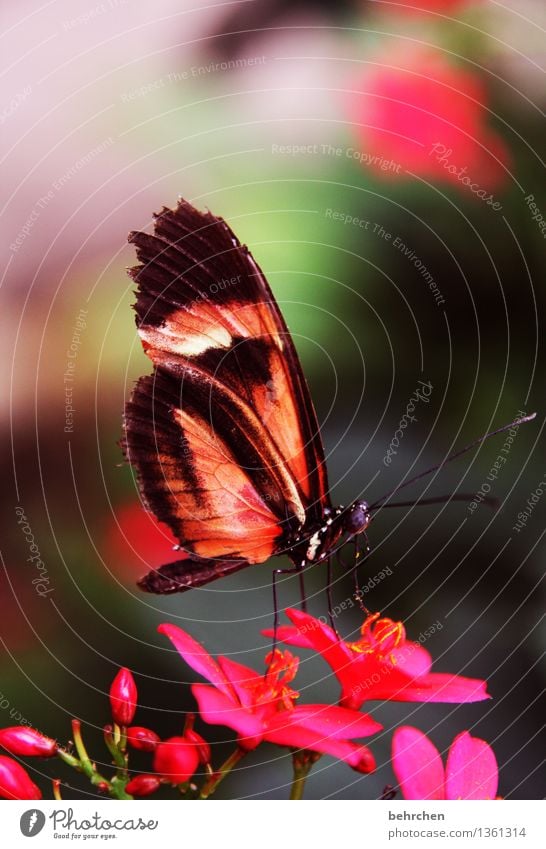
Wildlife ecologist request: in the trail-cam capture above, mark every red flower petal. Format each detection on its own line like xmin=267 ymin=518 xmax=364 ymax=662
xmin=261 ymin=625 xmax=315 ymax=649
xmin=288 ymin=704 xmax=382 ymax=739
xmin=285 ymin=608 xmax=353 ymax=666
xmin=264 ymin=718 xmax=375 ymax=773
xmin=445 ymin=731 xmax=498 ymax=799
xmin=190 ymin=684 xmax=264 ymax=750
xmin=217 ymin=656 xmax=262 ymax=709
xmin=159 ymin=624 xmax=233 ymax=698
xmin=390 ymin=644 xmax=433 ymax=678
xmin=392 ymin=726 xmax=445 ymax=800
xmin=374 ymin=672 xmax=490 ymax=704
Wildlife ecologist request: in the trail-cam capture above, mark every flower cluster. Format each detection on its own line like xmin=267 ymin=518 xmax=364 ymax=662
xmin=0 ymin=604 xmax=499 ymax=800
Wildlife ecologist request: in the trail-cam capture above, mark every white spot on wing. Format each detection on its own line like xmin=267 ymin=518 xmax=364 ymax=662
xmin=139 ymin=321 xmax=232 ymax=357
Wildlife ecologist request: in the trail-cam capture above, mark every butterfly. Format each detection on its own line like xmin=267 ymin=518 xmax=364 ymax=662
xmin=123 ymin=199 xmax=535 ymax=598
xmin=123 ymin=199 xmax=371 ymax=596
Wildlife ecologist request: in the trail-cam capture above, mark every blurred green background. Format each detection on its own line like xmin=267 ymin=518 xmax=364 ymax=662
xmin=1 ymin=0 xmax=544 ymax=799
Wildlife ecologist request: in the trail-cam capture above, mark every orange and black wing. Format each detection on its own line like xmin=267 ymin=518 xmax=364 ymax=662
xmin=123 ymin=199 xmax=331 ymax=592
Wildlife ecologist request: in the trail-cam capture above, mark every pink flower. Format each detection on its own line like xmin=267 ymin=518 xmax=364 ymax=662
xmin=392 ymin=726 xmax=499 ymax=799
xmin=153 ymin=736 xmax=200 ymax=785
xmin=348 ymin=48 xmax=510 ymax=192
xmin=0 ymin=755 xmax=41 ymax=800
xmin=267 ymin=609 xmax=489 ymax=710
xmin=159 ymin=623 xmax=381 ymax=773
xmin=109 ymin=667 xmax=137 ymax=727
xmin=0 ymin=726 xmax=57 ymax=758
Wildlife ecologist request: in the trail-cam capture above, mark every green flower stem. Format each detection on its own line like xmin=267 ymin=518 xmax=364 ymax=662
xmin=104 ymin=727 xmax=126 ymax=769
xmin=52 ymin=779 xmax=63 ymax=801
xmin=57 ymin=748 xmax=81 ymax=770
xmin=118 ymin=724 xmax=128 ymax=755
xmin=290 ymin=764 xmax=311 ymax=800
xmin=290 ymin=751 xmax=321 ymax=800
xmin=109 ymin=775 xmax=133 ymax=800
xmin=70 ymin=719 xmax=132 ymax=800
xmin=199 ymin=748 xmax=247 ymax=799
xmin=71 ymin=719 xmax=94 ymax=778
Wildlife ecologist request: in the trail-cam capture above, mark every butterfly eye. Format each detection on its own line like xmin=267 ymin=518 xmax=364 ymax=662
xmin=345 ymin=502 xmax=370 ymax=536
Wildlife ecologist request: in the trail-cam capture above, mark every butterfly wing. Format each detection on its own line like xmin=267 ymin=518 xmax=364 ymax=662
xmin=123 ymin=200 xmax=331 ymax=592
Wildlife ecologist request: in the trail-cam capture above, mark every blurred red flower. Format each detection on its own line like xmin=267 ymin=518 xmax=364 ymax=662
xmin=103 ymin=502 xmax=180 ymax=581
xmin=348 ymin=49 xmax=511 ymax=193
xmin=159 ymin=623 xmax=380 ymax=773
xmin=266 ymin=609 xmax=489 ymax=710
xmin=392 ymin=726 xmax=499 ymax=799
xmin=0 ymin=755 xmax=41 ymax=800
xmin=392 ymin=1 xmax=477 ymax=12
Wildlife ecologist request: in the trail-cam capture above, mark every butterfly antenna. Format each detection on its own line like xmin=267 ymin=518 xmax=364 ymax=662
xmin=373 ymin=493 xmax=499 ymax=511
xmin=369 ymin=412 xmax=536 ymax=511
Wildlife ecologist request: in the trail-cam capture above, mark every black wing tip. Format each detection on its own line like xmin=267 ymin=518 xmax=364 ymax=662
xmin=137 ymin=556 xmax=251 ymax=594
xmin=127 ymin=199 xmax=228 ymax=245
xmin=137 ymin=562 xmax=194 ymax=594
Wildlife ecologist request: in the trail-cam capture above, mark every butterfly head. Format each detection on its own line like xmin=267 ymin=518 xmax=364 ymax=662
xmin=343 ymin=500 xmax=371 ymax=537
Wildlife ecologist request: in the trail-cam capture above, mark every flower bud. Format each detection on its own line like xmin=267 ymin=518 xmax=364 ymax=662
xmin=127 ymin=726 xmax=160 ymax=752
xmin=109 ymin=667 xmax=137 ymax=726
xmin=184 ymin=729 xmax=211 ymax=765
xmin=125 ymin=774 xmax=161 ymax=797
xmin=0 ymin=755 xmax=42 ymax=800
xmin=0 ymin=726 xmax=57 ymax=758
xmin=153 ymin=736 xmax=199 ymax=785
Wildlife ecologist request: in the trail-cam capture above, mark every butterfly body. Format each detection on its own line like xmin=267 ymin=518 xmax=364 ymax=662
xmin=135 ymin=500 xmax=371 ymax=595
xmin=123 ymin=199 xmax=369 ymax=595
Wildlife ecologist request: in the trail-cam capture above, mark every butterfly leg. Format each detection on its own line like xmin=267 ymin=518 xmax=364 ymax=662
xmin=335 ymin=536 xmax=371 ymax=613
xmin=326 ymin=555 xmax=341 ymax=638
xmin=353 ymin=533 xmax=372 ymax=613
xmin=270 ymin=560 xmax=307 ymax=660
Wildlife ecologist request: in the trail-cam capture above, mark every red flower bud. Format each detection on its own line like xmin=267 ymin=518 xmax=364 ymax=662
xmin=0 ymin=726 xmax=57 ymax=758
xmin=0 ymin=755 xmax=42 ymax=800
xmin=127 ymin=726 xmax=160 ymax=752
xmin=125 ymin=774 xmax=161 ymax=797
xmin=153 ymin=736 xmax=199 ymax=785
xmin=184 ymin=729 xmax=211 ymax=765
xmin=109 ymin=667 xmax=137 ymax=726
